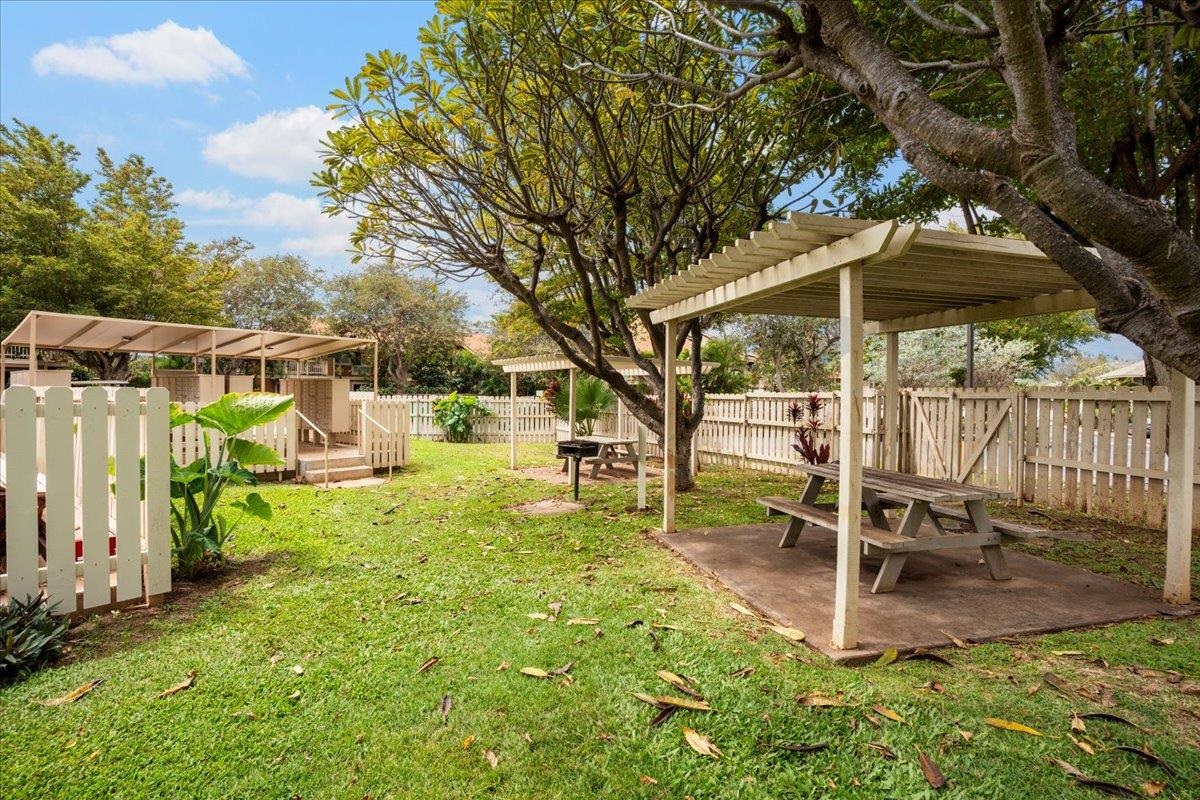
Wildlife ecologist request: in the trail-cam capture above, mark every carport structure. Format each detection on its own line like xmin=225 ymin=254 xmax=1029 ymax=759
xmin=628 ymin=212 xmax=1195 ymax=651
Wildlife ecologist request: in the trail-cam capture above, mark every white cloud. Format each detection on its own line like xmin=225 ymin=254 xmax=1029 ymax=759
xmin=203 ymin=106 xmax=334 ymax=183
xmin=32 ymin=21 xmax=248 ymax=86
xmin=178 ymin=188 xmax=354 ymax=261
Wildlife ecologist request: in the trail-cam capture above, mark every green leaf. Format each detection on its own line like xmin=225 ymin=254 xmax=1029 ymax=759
xmin=193 ymin=393 xmax=295 ymax=437
xmin=230 ymin=492 xmax=272 ymax=521
xmin=226 ymin=438 xmax=285 ymax=468
xmin=169 ymin=402 xmax=196 ymax=429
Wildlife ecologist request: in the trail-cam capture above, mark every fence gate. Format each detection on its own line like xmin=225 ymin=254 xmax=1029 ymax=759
xmin=906 ymin=389 xmax=1018 ymax=493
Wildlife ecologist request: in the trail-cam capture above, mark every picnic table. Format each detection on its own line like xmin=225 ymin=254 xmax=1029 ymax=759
xmin=558 ymin=435 xmax=640 ymax=479
xmin=758 ymin=462 xmax=1014 ymax=594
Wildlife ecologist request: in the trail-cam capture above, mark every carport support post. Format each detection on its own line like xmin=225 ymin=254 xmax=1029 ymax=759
xmin=509 ymin=371 xmax=518 ymax=470
xmin=884 ymin=332 xmax=900 ymax=471
xmin=28 ymin=312 xmax=38 ymax=387
xmin=259 ymin=334 xmax=266 ymax=391
xmin=663 ymin=319 xmax=677 ymax=533
xmin=832 ymin=262 xmax=864 ymax=650
xmin=1164 ymin=369 xmax=1195 ymax=604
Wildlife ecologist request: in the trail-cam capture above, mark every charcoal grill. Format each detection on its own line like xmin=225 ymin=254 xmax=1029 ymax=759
xmin=557 ymin=439 xmax=601 ymax=500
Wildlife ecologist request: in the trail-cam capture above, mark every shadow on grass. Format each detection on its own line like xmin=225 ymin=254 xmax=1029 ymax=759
xmin=60 ymin=552 xmax=289 ymax=667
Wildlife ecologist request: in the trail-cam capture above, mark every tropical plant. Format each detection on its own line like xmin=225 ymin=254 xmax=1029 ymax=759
xmin=167 ymin=392 xmax=294 ymax=577
xmin=787 ymin=394 xmax=831 ymax=466
xmin=700 ymin=337 xmax=751 ymax=395
xmin=432 ymin=392 xmax=490 ymax=443
xmin=1 ymin=594 xmax=69 ymax=684
xmin=547 ymin=375 xmax=615 ymax=437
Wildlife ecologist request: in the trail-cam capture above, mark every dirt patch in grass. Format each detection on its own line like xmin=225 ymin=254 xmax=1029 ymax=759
xmin=60 ymin=553 xmax=284 ymax=666
xmin=507 ymin=498 xmax=585 ymax=515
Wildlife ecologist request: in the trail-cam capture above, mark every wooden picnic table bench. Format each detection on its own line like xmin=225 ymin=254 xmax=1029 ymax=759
xmin=757 ymin=463 xmax=1014 ymax=594
xmin=559 ymin=435 xmax=640 ymax=479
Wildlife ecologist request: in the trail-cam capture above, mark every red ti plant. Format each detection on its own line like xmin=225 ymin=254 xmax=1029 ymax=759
xmin=788 ymin=393 xmax=830 ymax=465
xmin=542 ymin=377 xmax=561 ymax=412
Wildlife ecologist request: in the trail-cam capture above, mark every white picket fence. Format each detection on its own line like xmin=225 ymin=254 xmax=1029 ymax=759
xmin=390 ymin=386 xmax=1198 ymax=531
xmin=346 ymin=395 xmax=411 ymax=470
xmin=366 ymin=393 xmax=555 ymax=444
xmin=1 ymin=386 xmax=172 ymax=615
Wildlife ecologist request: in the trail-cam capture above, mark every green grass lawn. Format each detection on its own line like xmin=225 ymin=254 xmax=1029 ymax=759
xmin=2 ymin=440 xmax=1197 ymax=799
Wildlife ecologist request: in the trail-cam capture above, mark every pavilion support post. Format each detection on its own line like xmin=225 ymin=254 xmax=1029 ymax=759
xmin=373 ymin=343 xmax=379 ymax=397
xmin=509 ymin=371 xmax=518 ymax=470
xmin=259 ymin=335 xmax=266 ymax=392
xmin=1164 ymin=369 xmax=1195 ymax=604
xmin=832 ymin=262 xmax=864 ymax=650
xmin=663 ymin=320 xmax=677 ymax=533
xmin=884 ymin=332 xmax=900 ymax=471
xmin=637 ymin=421 xmax=647 ymax=510
xmin=29 ymin=312 xmax=38 ymax=388
xmin=568 ymin=367 xmax=578 ymax=485
xmin=210 ymin=330 xmax=217 ymax=399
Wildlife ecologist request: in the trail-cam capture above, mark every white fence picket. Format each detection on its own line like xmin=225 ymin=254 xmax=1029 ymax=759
xmin=1 ymin=386 xmax=173 ymax=614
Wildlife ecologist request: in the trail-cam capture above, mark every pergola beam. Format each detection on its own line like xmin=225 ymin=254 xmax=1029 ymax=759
xmin=645 ymin=220 xmax=914 ymax=323
xmin=866 ymin=289 xmax=1094 ymax=334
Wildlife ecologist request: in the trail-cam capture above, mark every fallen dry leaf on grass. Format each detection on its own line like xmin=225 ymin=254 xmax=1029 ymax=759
xmin=766 ymin=625 xmax=805 ymax=643
xmin=1042 ymin=672 xmax=1073 ymax=697
xmin=526 ymin=612 xmax=551 ymax=621
xmin=866 ymin=742 xmax=896 ymax=759
xmin=1049 ymin=758 xmax=1139 ymax=797
xmin=904 ymin=648 xmax=954 ymax=666
xmin=484 ymin=749 xmax=499 ymax=769
xmin=729 ymin=602 xmax=758 ymax=618
xmin=656 ymin=670 xmax=702 ymax=698
xmin=1142 ymin=780 xmax=1165 ymax=797
xmin=156 ymin=671 xmax=196 ymax=699
xmin=1077 ymin=711 xmax=1145 ymax=732
xmin=653 ymin=695 xmax=713 ymax=711
xmin=1068 ymin=733 xmax=1095 ymax=755
xmin=462 ymin=734 xmax=475 ymax=749
xmin=1112 ymin=744 xmax=1175 ymax=777
xmin=871 ymin=705 xmax=905 ymax=723
xmin=940 ymin=630 xmax=969 ymax=649
xmin=291 ymin=664 xmax=304 ymax=676
xmin=873 ymin=648 xmax=898 ymax=667
xmin=416 ymin=657 xmax=440 ymax=674
xmin=1070 ymin=714 xmax=1086 ymax=732
xmin=566 ymin=617 xmax=599 ymax=626
xmin=44 ymin=679 xmax=102 ymax=706
xmin=682 ymin=728 xmax=722 ymax=759
xmin=730 ymin=666 xmax=755 ymax=678
xmin=775 ymin=742 xmax=828 ymax=755
xmin=984 ymin=717 xmax=1042 ymax=736
xmin=917 ymin=749 xmax=946 ymax=789
xmin=520 ymin=667 xmax=550 ymax=678
xmin=796 ymin=693 xmax=847 ymax=708
xmin=639 ymin=775 xmax=658 ymax=785
xmin=439 ymin=694 xmax=452 ymax=721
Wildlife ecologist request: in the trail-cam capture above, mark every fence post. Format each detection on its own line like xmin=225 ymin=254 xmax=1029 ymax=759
xmin=1011 ymin=387 xmax=1025 ymax=503
xmin=740 ymin=395 xmax=748 ymax=470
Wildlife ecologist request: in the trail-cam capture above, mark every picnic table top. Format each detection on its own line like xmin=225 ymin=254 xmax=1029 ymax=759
xmin=578 ymin=435 xmax=637 ymax=446
xmin=793 ymin=462 xmax=1009 ymax=503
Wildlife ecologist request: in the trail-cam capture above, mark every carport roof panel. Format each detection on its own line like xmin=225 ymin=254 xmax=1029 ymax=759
xmin=3 ymin=311 xmax=374 ymax=362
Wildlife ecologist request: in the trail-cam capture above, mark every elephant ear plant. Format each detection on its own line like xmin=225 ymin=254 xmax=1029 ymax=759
xmin=168 ymin=392 xmax=295 ymax=577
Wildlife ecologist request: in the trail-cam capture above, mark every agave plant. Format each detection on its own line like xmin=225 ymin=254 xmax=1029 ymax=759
xmin=168 ymin=392 xmax=295 ymax=577
xmin=0 ymin=595 xmax=69 ymax=684
xmin=549 ymin=375 xmax=615 ymax=436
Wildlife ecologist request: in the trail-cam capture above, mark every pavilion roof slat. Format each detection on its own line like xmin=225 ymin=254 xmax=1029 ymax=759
xmin=628 ymin=214 xmax=1095 ymax=332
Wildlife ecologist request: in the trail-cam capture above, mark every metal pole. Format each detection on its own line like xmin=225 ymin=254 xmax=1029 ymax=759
xmin=509 ymin=371 xmax=518 ymax=469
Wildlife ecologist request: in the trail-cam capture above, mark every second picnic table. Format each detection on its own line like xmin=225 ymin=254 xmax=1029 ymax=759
xmin=758 ymin=462 xmax=1015 ymax=593
xmin=559 ymin=435 xmax=640 ymax=479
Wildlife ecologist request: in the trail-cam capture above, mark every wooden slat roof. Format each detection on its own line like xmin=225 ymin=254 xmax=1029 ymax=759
xmin=2 ymin=311 xmax=373 ymax=362
xmin=493 ymin=354 xmax=712 ymax=376
xmin=627 ymin=212 xmax=1094 ymax=333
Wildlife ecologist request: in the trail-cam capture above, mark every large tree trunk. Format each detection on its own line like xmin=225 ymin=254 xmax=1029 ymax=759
xmin=70 ymin=351 xmax=130 ymax=381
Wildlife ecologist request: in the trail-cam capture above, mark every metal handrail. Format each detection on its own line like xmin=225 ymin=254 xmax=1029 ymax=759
xmin=358 ymin=406 xmax=393 ymax=478
xmin=294 ymin=408 xmax=329 ymax=488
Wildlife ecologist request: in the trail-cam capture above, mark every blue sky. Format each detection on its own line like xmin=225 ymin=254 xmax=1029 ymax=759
xmin=0 ymin=1 xmax=1138 ymax=360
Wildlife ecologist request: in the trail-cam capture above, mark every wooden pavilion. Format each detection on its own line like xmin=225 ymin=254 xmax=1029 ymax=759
xmin=628 ymin=213 xmax=1195 ymax=651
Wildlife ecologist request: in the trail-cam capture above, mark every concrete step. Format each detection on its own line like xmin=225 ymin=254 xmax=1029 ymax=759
xmin=297 ymin=453 xmax=367 ymax=470
xmin=299 ymin=463 xmax=375 ymax=483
